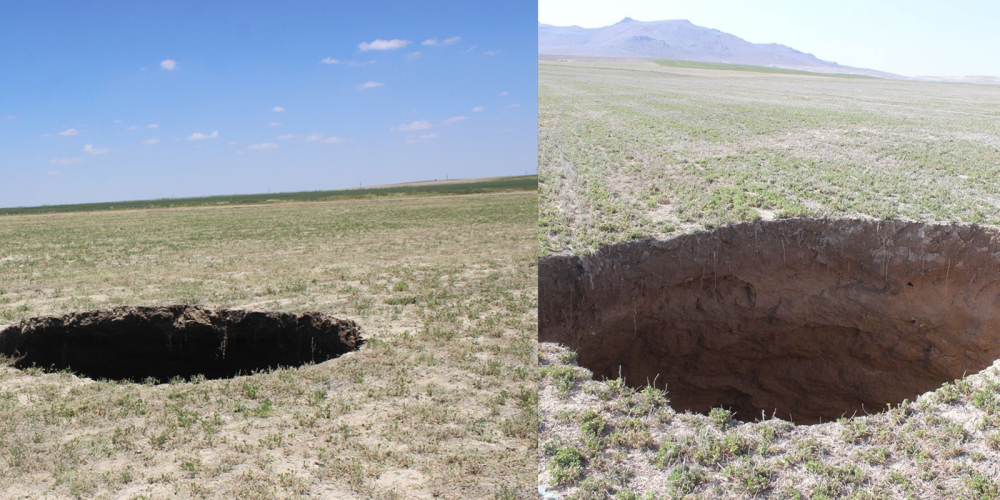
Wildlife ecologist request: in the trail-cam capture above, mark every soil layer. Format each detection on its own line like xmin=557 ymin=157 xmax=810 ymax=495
xmin=0 ymin=305 xmax=362 ymax=381
xmin=540 ymin=219 xmax=1000 ymax=423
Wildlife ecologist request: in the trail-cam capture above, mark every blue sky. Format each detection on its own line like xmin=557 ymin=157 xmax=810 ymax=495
xmin=539 ymin=0 xmax=1000 ymax=78
xmin=0 ymin=1 xmax=537 ymax=208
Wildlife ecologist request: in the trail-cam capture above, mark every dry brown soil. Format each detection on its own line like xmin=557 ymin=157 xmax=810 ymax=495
xmin=540 ymin=218 xmax=1000 ymax=424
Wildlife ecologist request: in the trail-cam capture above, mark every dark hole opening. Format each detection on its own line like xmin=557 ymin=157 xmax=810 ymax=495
xmin=0 ymin=305 xmax=363 ymax=382
xmin=539 ymin=219 xmax=1000 ymax=424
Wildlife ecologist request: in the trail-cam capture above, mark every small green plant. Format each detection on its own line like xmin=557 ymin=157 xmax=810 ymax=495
xmin=541 ymin=365 xmax=583 ymax=395
xmin=988 ymin=431 xmax=1000 ymax=450
xmin=550 ymin=445 xmax=585 ymax=485
xmin=579 ymin=409 xmax=606 ymax=439
xmin=665 ymin=464 xmax=703 ymax=497
xmin=723 ymin=458 xmax=771 ymax=494
xmin=242 ymin=381 xmax=261 ymax=399
xmin=649 ymin=438 xmax=684 ymax=468
xmin=253 ymin=398 xmax=273 ymax=417
xmin=708 ymin=407 xmax=733 ymax=430
xmin=964 ymin=472 xmax=1000 ymax=500
xmin=556 ymin=349 xmax=578 ymax=364
xmin=179 ymin=456 xmax=201 ymax=475
xmin=259 ymin=432 xmax=284 ymax=449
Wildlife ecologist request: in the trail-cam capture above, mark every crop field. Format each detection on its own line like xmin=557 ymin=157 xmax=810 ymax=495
xmin=0 ymin=192 xmax=537 ymax=499
xmin=539 ymin=57 xmax=1000 ymax=499
xmin=539 ymin=57 xmax=1000 ymax=256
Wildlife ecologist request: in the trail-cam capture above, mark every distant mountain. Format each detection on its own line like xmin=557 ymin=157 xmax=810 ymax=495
xmin=539 ymin=18 xmax=895 ymax=78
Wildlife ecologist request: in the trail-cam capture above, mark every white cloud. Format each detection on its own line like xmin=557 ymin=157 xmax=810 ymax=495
xmin=422 ymin=36 xmax=461 ymax=46
xmin=48 ymin=157 xmax=83 ymax=166
xmin=57 ymin=128 xmax=79 ymax=136
xmin=84 ymin=144 xmax=110 ymax=154
xmin=358 ymin=39 xmax=410 ymax=51
xmin=483 ymin=49 xmax=501 ymax=56
xmin=357 ymin=81 xmax=384 ymax=90
xmin=505 ymin=104 xmax=522 ymax=108
xmin=277 ymin=134 xmax=295 ymax=139
xmin=113 ymin=119 xmax=122 ymax=123
xmin=442 ymin=116 xmax=467 ymax=125
xmin=187 ymin=131 xmax=219 ymax=140
xmin=160 ymin=59 xmax=177 ymax=70
xmin=142 ymin=138 xmax=160 ymax=144
xmin=269 ymin=122 xmax=281 ymax=126
xmin=7 ymin=115 xmax=17 ymax=120
xmin=420 ymin=133 xmax=439 ymax=139
xmin=301 ymin=133 xmax=347 ymax=144
xmin=320 ymin=57 xmax=339 ymax=64
xmin=390 ymin=120 xmax=432 ymax=131
xmin=227 ymin=141 xmax=238 ymax=146
xmin=499 ymin=91 xmax=508 ymax=96
xmin=464 ymin=45 xmax=478 ymax=53
xmin=248 ymin=143 xmax=279 ymax=150
xmin=272 ymin=106 xmax=285 ymax=112
xmin=147 ymin=123 xmax=159 ymax=128
xmin=404 ymin=52 xmax=422 ymax=61
xmin=472 ymin=106 xmax=485 ymax=112
xmin=236 ymin=150 xmax=244 ymax=154
xmin=128 ymin=126 xmax=137 ymax=130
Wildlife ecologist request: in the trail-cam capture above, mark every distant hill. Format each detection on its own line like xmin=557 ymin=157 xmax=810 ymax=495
xmin=539 ymin=18 xmax=896 ymax=78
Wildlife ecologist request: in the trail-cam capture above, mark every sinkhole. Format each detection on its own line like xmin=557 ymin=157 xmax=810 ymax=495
xmin=0 ymin=305 xmax=362 ymax=382
xmin=539 ymin=219 xmax=1000 ymax=424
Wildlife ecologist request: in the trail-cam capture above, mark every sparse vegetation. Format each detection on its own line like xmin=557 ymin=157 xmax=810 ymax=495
xmin=0 ymin=192 xmax=536 ymax=498
xmin=541 ymin=342 xmax=1000 ymax=499
xmin=539 ymin=57 xmax=1000 ymax=498
xmin=539 ymin=57 xmax=1000 ymax=256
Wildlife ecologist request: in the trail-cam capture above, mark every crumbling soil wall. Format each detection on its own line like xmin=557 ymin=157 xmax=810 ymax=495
xmin=540 ymin=219 xmax=1000 ymax=423
xmin=0 ymin=305 xmax=362 ymax=382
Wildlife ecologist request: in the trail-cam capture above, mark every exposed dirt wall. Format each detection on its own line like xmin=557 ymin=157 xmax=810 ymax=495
xmin=540 ymin=219 xmax=1000 ymax=423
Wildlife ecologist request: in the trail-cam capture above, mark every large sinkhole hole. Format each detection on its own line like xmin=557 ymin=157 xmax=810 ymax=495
xmin=0 ymin=306 xmax=362 ymax=382
xmin=540 ymin=219 xmax=1000 ymax=424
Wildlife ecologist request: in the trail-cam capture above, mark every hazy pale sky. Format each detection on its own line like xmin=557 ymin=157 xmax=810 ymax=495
xmin=539 ymin=0 xmax=1000 ymax=78
xmin=0 ymin=0 xmax=537 ymax=208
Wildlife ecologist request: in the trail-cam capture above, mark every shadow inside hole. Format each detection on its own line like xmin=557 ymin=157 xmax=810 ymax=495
xmin=0 ymin=305 xmax=363 ymax=382
xmin=539 ymin=219 xmax=1000 ymax=424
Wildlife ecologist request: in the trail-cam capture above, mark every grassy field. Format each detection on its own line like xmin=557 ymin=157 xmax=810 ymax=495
xmin=654 ymin=59 xmax=873 ymax=77
xmin=538 ymin=57 xmax=1000 ymax=499
xmin=0 ymin=192 xmax=537 ymax=499
xmin=539 ymin=57 xmax=1000 ymax=256
xmin=0 ymin=175 xmax=537 ymax=216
